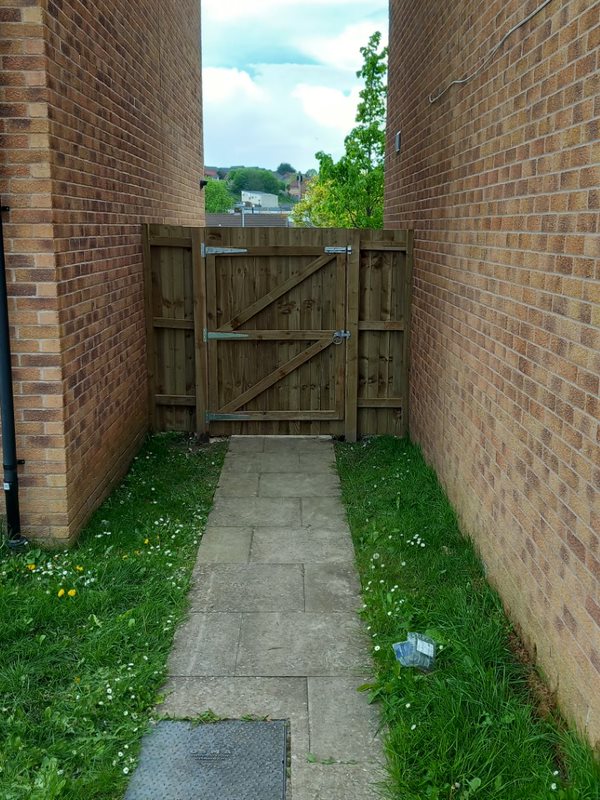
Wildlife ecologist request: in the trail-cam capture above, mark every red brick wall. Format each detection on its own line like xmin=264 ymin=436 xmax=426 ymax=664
xmin=1 ymin=0 xmax=203 ymax=542
xmin=385 ymin=0 xmax=599 ymax=743
xmin=0 ymin=2 xmax=69 ymax=536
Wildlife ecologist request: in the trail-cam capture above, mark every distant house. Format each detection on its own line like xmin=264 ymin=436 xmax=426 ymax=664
xmin=287 ymin=173 xmax=310 ymax=200
xmin=206 ymin=212 xmax=291 ymax=228
xmin=241 ymin=191 xmax=279 ymax=208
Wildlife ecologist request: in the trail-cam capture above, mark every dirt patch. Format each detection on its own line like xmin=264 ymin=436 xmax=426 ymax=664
xmin=178 ymin=433 xmax=213 ymax=453
xmin=507 ymin=630 xmax=559 ymax=723
xmin=506 ymin=628 xmax=573 ymax=776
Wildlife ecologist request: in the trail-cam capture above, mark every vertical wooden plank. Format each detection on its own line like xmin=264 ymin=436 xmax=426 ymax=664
xmin=205 ymin=254 xmax=219 ymax=419
xmin=192 ymin=227 xmax=208 ymax=435
xmin=172 ymin=249 xmax=185 ymax=402
xmin=321 ymin=234 xmax=334 ymax=429
xmin=331 ymin=251 xmax=343 ymax=422
xmin=344 ymin=229 xmax=360 ymax=441
xmin=400 ymin=230 xmax=414 ymax=437
xmin=310 ymin=232 xmax=324 ymax=433
xmin=142 ymin=224 xmax=156 ymax=431
xmin=383 ymin=250 xmax=393 ymax=407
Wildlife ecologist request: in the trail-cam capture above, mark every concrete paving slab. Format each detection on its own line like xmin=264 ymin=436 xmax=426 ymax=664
xmin=259 ymin=472 xmax=340 ymax=498
xmin=159 ymin=675 xmax=307 ymax=720
xmin=304 ymin=564 xmax=362 ymax=612
xmin=167 ymin=613 xmax=241 ymax=677
xmin=292 ymin=762 xmax=385 ymax=800
xmin=307 ymin=678 xmax=382 ymax=762
xmin=263 ymin=437 xmax=333 ymax=453
xmin=195 ymin=527 xmax=252 ymax=564
xmin=228 ymin=437 xmax=265 ymax=453
xmin=250 ymin=528 xmax=355 ymax=564
xmin=302 ymin=497 xmax=350 ymax=529
xmin=189 ymin=564 xmax=304 ymax=613
xmin=215 ymin=472 xmax=259 ymax=497
xmin=163 ymin=435 xmax=384 ymax=800
xmin=158 ymin=676 xmax=309 ymax=751
xmin=210 ymin=496 xmax=300 ymax=527
xmin=298 ymin=452 xmax=337 ymax=473
xmin=223 ymin=452 xmax=302 ymax=474
xmin=236 ymin=613 xmax=370 ymax=676
xmin=158 ymin=675 xmax=312 ymax=793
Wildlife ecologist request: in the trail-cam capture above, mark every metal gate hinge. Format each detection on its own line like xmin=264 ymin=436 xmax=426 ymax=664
xmin=204 ymin=329 xmax=249 ymax=341
xmin=332 ymin=329 xmax=351 ymax=344
xmin=201 ymin=244 xmax=248 ymax=257
xmin=206 ymin=412 xmax=251 ymax=422
xmin=324 ymin=246 xmax=352 ymax=255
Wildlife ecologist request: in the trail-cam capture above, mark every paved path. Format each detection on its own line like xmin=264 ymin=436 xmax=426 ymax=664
xmin=160 ymin=436 xmax=384 ymax=799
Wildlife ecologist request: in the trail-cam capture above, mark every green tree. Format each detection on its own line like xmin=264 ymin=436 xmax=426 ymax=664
xmin=276 ymin=162 xmax=295 ymax=175
xmin=205 ymin=179 xmax=235 ymax=213
xmin=292 ymin=32 xmax=387 ymax=229
xmin=228 ymin=167 xmax=285 ymax=196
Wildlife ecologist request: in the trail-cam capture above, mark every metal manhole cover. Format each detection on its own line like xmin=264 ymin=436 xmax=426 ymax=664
xmin=125 ymin=719 xmax=287 ymax=800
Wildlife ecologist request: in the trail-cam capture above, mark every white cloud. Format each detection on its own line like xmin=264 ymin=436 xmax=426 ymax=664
xmin=203 ymin=64 xmax=356 ymax=170
xmin=297 ymin=22 xmax=388 ymax=71
xmin=292 ymin=84 xmax=359 ymax=132
xmin=203 ymin=67 xmax=265 ymax=104
xmin=201 ymin=2 xmax=388 ymax=169
xmin=203 ymin=0 xmax=385 ymax=23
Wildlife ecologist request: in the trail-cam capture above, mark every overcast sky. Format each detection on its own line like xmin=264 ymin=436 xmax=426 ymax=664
xmin=201 ymin=0 xmax=388 ymax=172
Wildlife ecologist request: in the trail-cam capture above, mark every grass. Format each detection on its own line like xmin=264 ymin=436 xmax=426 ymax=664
xmin=335 ymin=436 xmax=600 ymax=800
xmin=0 ymin=433 xmax=226 ymax=800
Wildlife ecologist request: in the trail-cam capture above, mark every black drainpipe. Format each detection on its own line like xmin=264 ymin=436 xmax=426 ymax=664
xmin=0 ymin=205 xmax=27 ymax=550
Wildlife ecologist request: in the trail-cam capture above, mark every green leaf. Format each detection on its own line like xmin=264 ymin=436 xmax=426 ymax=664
xmin=291 ymin=32 xmax=386 ymax=230
xmin=30 ymin=757 xmax=66 ymax=800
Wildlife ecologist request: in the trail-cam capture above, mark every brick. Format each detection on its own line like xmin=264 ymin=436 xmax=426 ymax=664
xmin=1 ymin=0 xmax=202 ymax=545
xmin=386 ymin=0 xmax=600 ymax=745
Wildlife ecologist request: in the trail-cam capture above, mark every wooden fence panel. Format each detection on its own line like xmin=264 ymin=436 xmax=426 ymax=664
xmin=203 ymin=226 xmax=349 ymax=437
xmin=143 ymin=224 xmax=412 ymax=438
xmin=357 ymin=229 xmax=410 ymax=437
xmin=144 ymin=225 xmax=197 ymax=432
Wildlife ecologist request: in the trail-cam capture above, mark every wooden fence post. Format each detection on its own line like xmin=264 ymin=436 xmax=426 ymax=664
xmin=401 ymin=230 xmax=414 ymax=438
xmin=344 ymin=229 xmax=360 ymax=442
xmin=142 ymin=223 xmax=157 ymax=431
xmin=191 ymin=227 xmax=208 ymax=435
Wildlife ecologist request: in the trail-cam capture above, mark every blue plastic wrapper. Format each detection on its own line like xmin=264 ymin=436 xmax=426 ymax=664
xmin=392 ymin=632 xmax=436 ymax=671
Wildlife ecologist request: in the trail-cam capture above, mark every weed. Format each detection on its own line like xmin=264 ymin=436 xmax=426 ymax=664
xmin=335 ymin=436 xmax=600 ymax=800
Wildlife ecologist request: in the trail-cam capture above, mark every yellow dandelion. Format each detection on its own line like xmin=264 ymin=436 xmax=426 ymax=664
xmin=75 ymin=565 xmax=84 ymax=572
xmin=58 ymin=588 xmax=65 ymax=598
xmin=68 ymin=589 xmax=77 ymax=597
xmin=27 ymin=563 xmax=36 ymax=571
xmin=144 ymin=538 xmax=149 ymax=544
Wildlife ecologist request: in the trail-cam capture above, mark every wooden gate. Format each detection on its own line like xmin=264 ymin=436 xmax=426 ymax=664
xmin=144 ymin=225 xmax=412 ymax=441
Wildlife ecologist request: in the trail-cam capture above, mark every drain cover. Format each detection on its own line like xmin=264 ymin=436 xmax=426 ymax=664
xmin=125 ymin=720 xmax=287 ymax=800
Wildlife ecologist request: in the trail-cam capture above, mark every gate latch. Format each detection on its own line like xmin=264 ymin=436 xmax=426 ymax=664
xmin=332 ymin=330 xmax=351 ymax=345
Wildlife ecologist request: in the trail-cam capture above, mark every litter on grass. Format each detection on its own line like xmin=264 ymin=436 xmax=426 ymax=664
xmin=393 ymin=632 xmax=436 ymax=671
